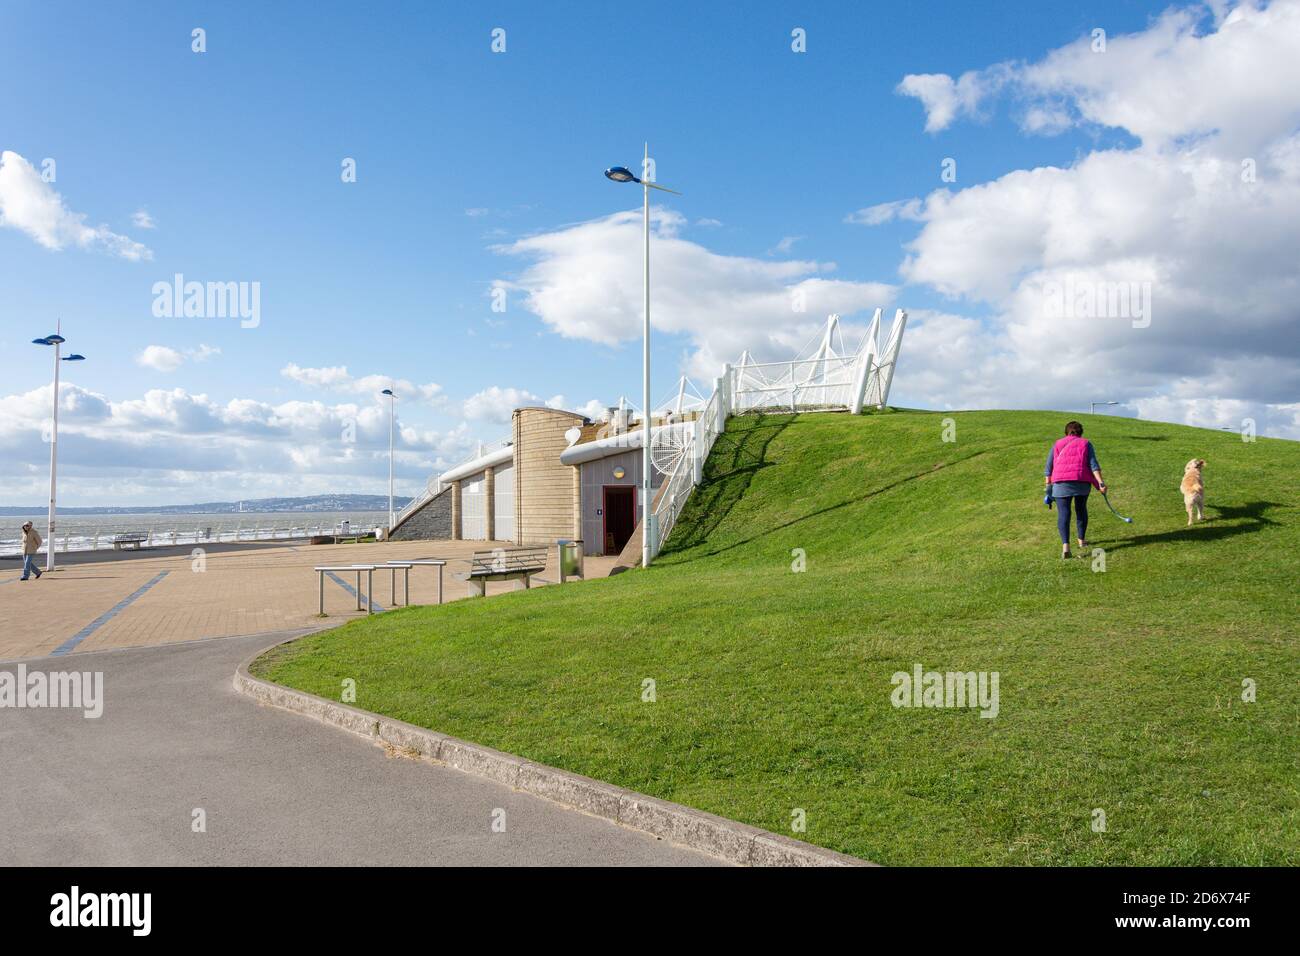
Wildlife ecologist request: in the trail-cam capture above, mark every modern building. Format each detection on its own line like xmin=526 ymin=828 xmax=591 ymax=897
xmin=397 ymin=406 xmax=587 ymax=546
xmin=390 ymin=310 xmax=907 ymax=561
xmin=557 ymin=415 xmax=691 ymax=557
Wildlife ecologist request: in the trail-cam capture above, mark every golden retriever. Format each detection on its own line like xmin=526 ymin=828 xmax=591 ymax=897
xmin=1180 ymin=458 xmax=1205 ymax=525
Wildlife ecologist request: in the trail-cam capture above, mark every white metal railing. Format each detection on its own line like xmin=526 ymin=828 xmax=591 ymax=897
xmin=729 ymin=355 xmax=862 ymax=414
xmin=0 ymin=520 xmax=373 ymax=557
xmin=649 ymin=369 xmax=731 ymax=560
xmin=392 ymin=477 xmax=442 ymax=528
xmin=394 ymin=435 xmax=512 ymax=529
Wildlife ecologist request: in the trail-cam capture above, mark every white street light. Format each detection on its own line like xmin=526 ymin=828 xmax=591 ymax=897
xmin=32 ymin=327 xmax=85 ymax=572
xmin=1090 ymin=401 xmax=1120 ymax=414
xmin=605 ymin=144 xmax=681 ymax=568
xmin=381 ymin=388 xmax=396 ymax=532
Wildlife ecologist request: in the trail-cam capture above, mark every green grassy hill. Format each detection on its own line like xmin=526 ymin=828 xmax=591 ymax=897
xmin=254 ymin=410 xmax=1299 ymax=864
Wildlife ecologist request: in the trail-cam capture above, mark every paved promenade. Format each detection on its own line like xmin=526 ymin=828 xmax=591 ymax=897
xmin=0 ymin=631 xmax=717 ymax=866
xmin=0 ymin=539 xmax=617 ymax=661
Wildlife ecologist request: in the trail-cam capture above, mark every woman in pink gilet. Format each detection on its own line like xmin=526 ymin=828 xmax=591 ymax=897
xmin=1044 ymin=421 xmax=1107 ymax=558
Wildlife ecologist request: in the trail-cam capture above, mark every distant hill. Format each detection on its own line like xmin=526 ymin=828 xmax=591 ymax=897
xmin=0 ymin=494 xmax=411 ymax=516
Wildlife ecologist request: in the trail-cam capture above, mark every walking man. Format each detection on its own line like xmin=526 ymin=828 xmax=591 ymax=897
xmin=20 ymin=521 xmax=43 ymax=580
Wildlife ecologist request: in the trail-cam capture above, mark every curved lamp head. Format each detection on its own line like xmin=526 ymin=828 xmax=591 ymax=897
xmin=381 ymin=388 xmax=394 ymax=397
xmin=63 ymin=354 xmax=86 ymax=361
xmin=33 ymin=334 xmax=65 ymax=346
xmin=604 ymin=166 xmax=640 ymax=184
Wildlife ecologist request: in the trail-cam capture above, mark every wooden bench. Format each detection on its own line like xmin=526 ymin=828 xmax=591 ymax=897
xmin=112 ymin=532 xmax=148 ymax=551
xmin=457 ymin=547 xmax=548 ymax=597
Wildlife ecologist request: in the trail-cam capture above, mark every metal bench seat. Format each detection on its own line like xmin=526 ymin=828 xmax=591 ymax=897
xmin=458 ymin=547 xmax=548 ymax=597
xmin=112 ymin=532 xmax=149 ymax=550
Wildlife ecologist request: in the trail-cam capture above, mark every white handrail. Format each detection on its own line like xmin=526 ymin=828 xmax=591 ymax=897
xmin=0 ymin=519 xmax=371 ymax=556
xmin=648 ymin=368 xmax=730 ymax=560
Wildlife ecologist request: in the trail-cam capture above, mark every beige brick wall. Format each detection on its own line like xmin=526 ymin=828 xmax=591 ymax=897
xmin=513 ymin=407 xmax=586 ymax=546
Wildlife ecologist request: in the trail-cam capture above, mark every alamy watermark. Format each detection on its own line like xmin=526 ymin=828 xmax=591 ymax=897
xmin=152 ymin=273 xmax=260 ymax=328
xmin=891 ymin=663 xmax=999 ymax=718
xmin=50 ymin=886 xmax=150 ymax=936
xmin=1043 ymin=278 xmax=1151 ymax=329
xmin=0 ymin=664 xmax=103 ymax=718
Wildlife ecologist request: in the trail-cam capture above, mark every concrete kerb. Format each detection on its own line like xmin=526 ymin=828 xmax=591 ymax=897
xmin=233 ymin=634 xmax=872 ymax=867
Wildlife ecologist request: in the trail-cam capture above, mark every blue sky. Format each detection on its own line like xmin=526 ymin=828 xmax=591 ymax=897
xmin=3 ymin=0 xmax=1297 ymax=504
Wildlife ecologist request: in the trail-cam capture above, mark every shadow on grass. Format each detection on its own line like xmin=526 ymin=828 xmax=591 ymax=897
xmin=660 ymin=414 xmax=795 ymax=554
xmin=1099 ymin=500 xmax=1283 ymax=551
xmin=665 ymin=424 xmax=1005 ymax=562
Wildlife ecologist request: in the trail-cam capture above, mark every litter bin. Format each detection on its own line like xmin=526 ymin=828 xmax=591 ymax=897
xmin=556 ymin=539 xmax=584 ymax=583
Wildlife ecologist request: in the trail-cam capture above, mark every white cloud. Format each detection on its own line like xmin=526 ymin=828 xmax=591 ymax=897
xmin=896 ymin=69 xmax=1004 ymax=133
xmin=883 ymin=0 xmax=1300 ymax=438
xmin=1021 ymin=105 xmax=1072 ymax=136
xmin=462 ymin=389 xmax=608 ymax=423
xmin=845 ymin=198 xmax=924 ymax=226
xmin=136 ymin=345 xmax=184 ymax=372
xmin=494 ymin=207 xmax=895 ymax=380
xmin=131 ymin=208 xmax=156 ymax=229
xmin=1015 ymin=1 xmax=1300 ymax=154
xmin=0 ymin=151 xmax=152 ymax=260
xmin=896 ymin=1 xmax=1300 ymax=153
xmin=0 ymin=381 xmax=476 ymax=505
xmin=281 ymin=364 xmax=351 ymax=389
xmin=543 ymin=395 xmax=607 ymax=420
xmin=136 ymin=344 xmax=221 ymax=372
xmin=769 ymin=236 xmax=803 ymax=254
xmin=463 ymin=386 xmax=540 ymax=423
xmin=279 ymin=364 xmax=445 ymax=404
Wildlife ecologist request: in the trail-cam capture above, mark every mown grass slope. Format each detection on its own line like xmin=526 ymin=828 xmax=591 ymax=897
xmin=254 ymin=410 xmax=1299 ymax=864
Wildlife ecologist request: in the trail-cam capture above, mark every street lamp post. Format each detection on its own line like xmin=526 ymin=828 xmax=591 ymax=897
xmin=605 ymin=145 xmax=680 ymax=568
xmin=381 ymin=388 xmax=396 ymax=532
xmin=32 ymin=328 xmax=85 ymax=572
xmin=1090 ymin=401 xmax=1120 ymax=415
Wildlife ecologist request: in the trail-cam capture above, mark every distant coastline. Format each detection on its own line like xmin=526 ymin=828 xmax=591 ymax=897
xmin=0 ymin=494 xmax=412 ymax=517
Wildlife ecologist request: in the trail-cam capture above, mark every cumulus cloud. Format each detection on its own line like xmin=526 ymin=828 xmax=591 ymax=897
xmin=544 ymin=395 xmax=608 ymax=420
xmin=494 ymin=207 xmax=895 ymax=380
xmin=877 ymin=0 xmax=1300 ymax=438
xmin=131 ymin=208 xmax=156 ymax=229
xmin=462 ymin=387 xmax=607 ymax=424
xmin=0 ymin=151 xmax=152 ymax=260
xmin=0 ymin=380 xmax=476 ymax=505
xmin=136 ymin=344 xmax=220 ymax=372
xmin=896 ymin=69 xmax=1006 ymax=132
xmin=463 ymin=386 xmax=540 ymax=423
xmin=896 ymin=1 xmax=1300 ymax=153
xmin=136 ymin=346 xmax=184 ymax=372
xmin=279 ymin=364 xmax=445 ymax=404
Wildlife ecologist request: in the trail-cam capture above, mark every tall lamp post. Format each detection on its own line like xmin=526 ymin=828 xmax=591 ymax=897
xmin=32 ymin=329 xmax=85 ymax=572
xmin=605 ymin=145 xmax=680 ymax=568
xmin=1090 ymin=401 xmax=1120 ymax=415
xmin=381 ymin=388 xmax=396 ymax=533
